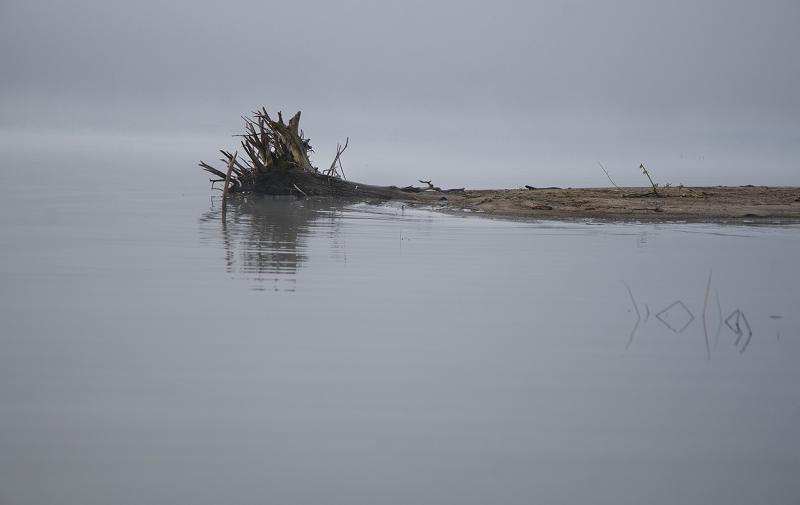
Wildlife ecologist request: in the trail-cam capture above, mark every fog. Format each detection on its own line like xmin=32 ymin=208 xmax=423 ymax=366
xmin=2 ymin=0 xmax=799 ymax=187
xmin=2 ymin=4 xmax=800 ymax=503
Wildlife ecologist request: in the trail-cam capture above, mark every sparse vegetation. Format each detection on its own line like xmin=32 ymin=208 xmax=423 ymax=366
xmin=639 ymin=163 xmax=660 ymax=196
xmin=596 ymin=162 xmax=662 ymax=197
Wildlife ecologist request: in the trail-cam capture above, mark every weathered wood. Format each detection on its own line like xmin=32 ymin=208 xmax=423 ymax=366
xmin=221 ymin=151 xmax=237 ymax=208
xmin=325 ymin=137 xmax=348 ymax=179
xmin=200 ymin=109 xmax=445 ymax=202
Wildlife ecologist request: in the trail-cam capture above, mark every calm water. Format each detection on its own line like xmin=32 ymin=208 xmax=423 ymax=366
xmin=0 ymin=146 xmax=799 ymax=505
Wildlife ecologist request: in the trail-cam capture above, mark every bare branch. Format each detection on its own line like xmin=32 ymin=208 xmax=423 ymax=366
xmin=325 ymin=137 xmax=349 ymax=179
xmin=222 ymin=151 xmax=238 ymax=209
xmin=598 ymin=162 xmax=623 ymax=191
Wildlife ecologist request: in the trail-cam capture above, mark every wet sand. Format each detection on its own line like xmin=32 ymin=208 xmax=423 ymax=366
xmin=438 ymin=186 xmax=800 ymax=222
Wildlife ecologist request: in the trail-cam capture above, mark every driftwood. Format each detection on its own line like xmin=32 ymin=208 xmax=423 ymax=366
xmin=200 ymin=108 xmax=456 ymax=201
xmin=221 ymin=151 xmax=237 ymax=208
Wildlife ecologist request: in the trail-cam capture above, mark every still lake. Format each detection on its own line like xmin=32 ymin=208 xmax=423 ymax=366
xmin=0 ymin=141 xmax=798 ymax=504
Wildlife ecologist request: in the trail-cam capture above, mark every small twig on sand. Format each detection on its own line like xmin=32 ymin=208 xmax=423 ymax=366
xmin=640 ymin=163 xmax=660 ymax=196
xmin=418 ymin=180 xmax=442 ymax=191
xmin=598 ymin=162 xmax=623 ymax=191
xmin=525 ymin=185 xmax=562 ymax=190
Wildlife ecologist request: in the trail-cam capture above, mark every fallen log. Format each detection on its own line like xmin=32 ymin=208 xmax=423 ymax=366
xmin=200 ymin=108 xmax=445 ymax=201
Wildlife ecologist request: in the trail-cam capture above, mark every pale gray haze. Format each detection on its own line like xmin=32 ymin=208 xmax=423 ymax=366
xmin=2 ymin=3 xmax=800 ymax=505
xmin=1 ymin=0 xmax=798 ymax=187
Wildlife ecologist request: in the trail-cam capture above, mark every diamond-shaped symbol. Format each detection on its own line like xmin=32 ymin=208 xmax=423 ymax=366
xmin=656 ymin=300 xmax=695 ymax=333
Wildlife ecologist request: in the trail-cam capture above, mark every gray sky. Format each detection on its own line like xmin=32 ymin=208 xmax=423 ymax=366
xmin=2 ymin=0 xmax=798 ymax=186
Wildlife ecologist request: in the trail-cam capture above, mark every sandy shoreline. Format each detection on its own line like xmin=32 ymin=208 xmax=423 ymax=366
xmin=432 ymin=186 xmax=800 ymax=223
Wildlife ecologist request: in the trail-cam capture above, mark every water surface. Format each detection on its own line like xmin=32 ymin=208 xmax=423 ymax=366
xmin=0 ymin=150 xmax=798 ymax=505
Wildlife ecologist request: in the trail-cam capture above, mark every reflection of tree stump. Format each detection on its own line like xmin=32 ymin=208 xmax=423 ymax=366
xmin=200 ymin=109 xmax=439 ymax=201
xmin=200 ymin=196 xmax=352 ymax=289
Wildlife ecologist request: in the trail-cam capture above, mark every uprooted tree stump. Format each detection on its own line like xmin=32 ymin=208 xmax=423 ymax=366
xmin=200 ymin=109 xmax=460 ymax=202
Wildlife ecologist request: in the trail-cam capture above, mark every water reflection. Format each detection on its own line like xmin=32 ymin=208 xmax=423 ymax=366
xmin=199 ymin=195 xmax=350 ymax=291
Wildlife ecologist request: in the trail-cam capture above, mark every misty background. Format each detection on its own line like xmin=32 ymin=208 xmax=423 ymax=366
xmin=2 ymin=4 xmax=800 ymax=503
xmin=1 ymin=0 xmax=798 ymax=188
